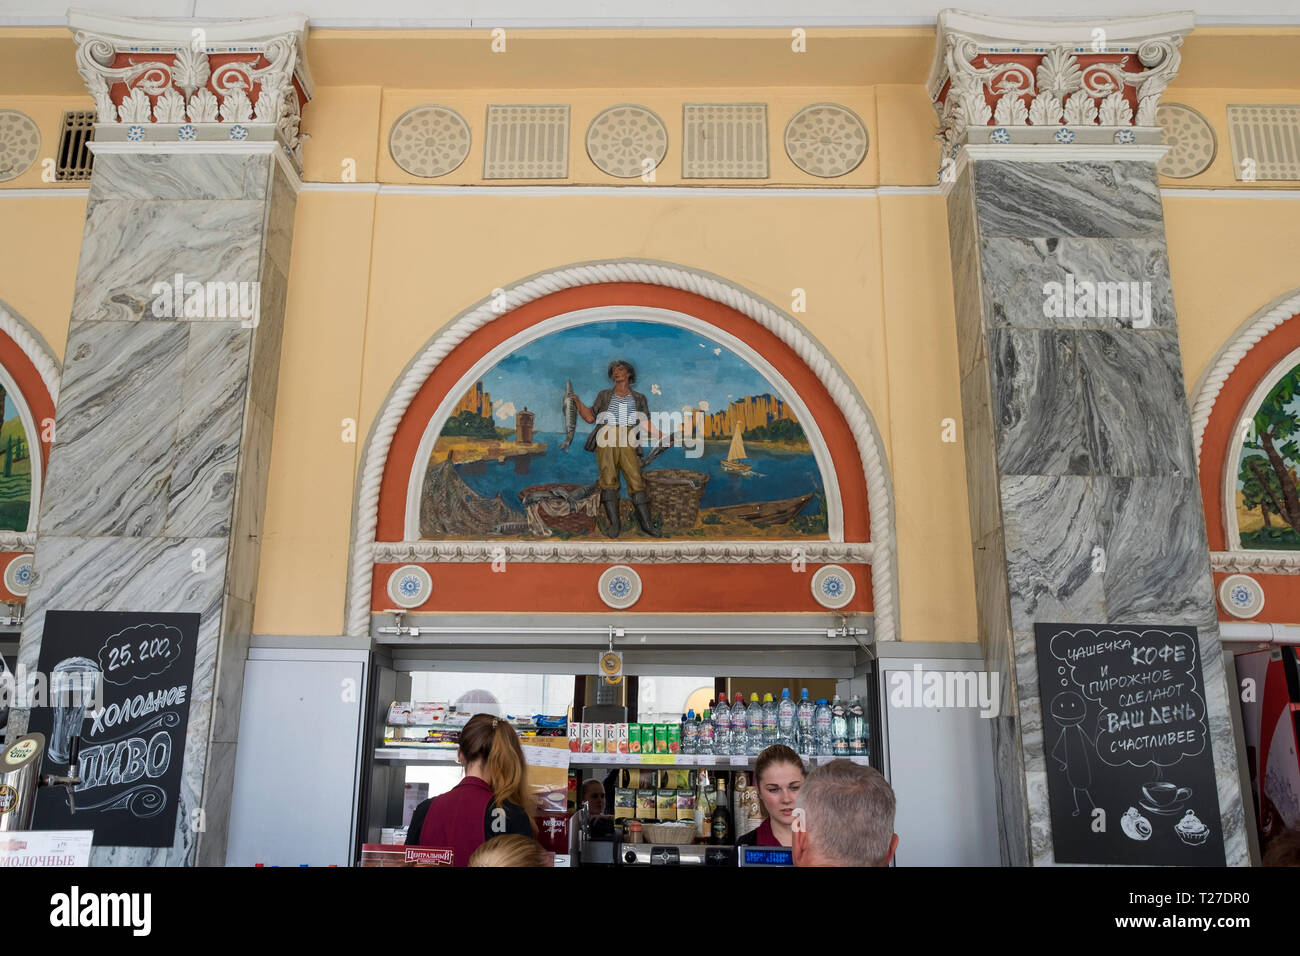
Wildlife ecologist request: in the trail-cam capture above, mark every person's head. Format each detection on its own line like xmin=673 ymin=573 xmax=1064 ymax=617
xmin=607 ymin=360 xmax=636 ymax=385
xmin=755 ymin=745 xmax=805 ymax=828
xmin=1263 ymin=826 xmax=1300 ymax=866
xmin=458 ymin=714 xmax=535 ymax=821
xmin=467 ymin=834 xmax=550 ymax=867
xmin=792 ymin=759 xmax=898 ymax=867
xmin=581 ymin=778 xmax=605 ymax=815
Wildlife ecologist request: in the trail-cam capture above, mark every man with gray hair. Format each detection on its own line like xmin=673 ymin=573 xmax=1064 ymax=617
xmin=792 ymin=759 xmax=898 ymax=866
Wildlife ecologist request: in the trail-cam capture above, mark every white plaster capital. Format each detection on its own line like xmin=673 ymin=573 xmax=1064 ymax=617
xmin=928 ymin=9 xmax=1194 ymax=158
xmin=66 ymin=8 xmax=313 ymax=168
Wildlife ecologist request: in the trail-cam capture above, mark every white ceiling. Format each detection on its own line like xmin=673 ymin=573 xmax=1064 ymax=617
xmin=2 ymin=1 xmax=1298 ymax=27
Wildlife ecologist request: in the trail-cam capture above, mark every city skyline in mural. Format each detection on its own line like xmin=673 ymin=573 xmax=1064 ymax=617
xmin=419 ymin=320 xmax=828 ymax=540
xmin=1236 ymin=361 xmax=1300 ymax=550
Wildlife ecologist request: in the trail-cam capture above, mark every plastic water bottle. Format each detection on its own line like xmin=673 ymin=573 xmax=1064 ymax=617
xmin=830 ymin=695 xmax=849 ymax=756
xmin=796 ymin=688 xmax=815 ymax=756
xmin=683 ymin=711 xmax=698 ymax=755
xmin=761 ymin=693 xmax=777 ymax=747
xmin=699 ymin=708 xmax=715 ymax=755
xmin=777 ymin=688 xmax=796 ymax=748
xmin=713 ymin=696 xmax=731 ymax=756
xmin=848 ymin=695 xmax=867 ymax=758
xmin=814 ymin=698 xmax=832 ymax=756
xmin=732 ymin=693 xmax=747 ymax=756
xmin=746 ymin=693 xmax=764 ymax=756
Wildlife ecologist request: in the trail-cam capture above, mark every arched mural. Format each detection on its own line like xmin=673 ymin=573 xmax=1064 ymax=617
xmin=412 ymin=316 xmax=830 ymax=541
xmin=0 ymin=367 xmax=35 ymax=532
xmin=1231 ymin=354 xmax=1300 ymax=551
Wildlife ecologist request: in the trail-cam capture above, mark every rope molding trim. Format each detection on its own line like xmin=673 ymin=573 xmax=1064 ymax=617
xmin=0 ymin=299 xmax=62 ymax=408
xmin=373 ymin=540 xmax=877 ymax=564
xmin=346 ymin=259 xmax=898 ymax=640
xmin=1191 ymin=287 xmax=1300 ymax=469
xmin=1210 ymin=550 xmax=1300 ymax=574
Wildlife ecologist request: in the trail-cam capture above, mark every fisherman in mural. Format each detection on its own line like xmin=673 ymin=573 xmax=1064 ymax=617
xmin=572 ymin=359 xmax=665 ymax=538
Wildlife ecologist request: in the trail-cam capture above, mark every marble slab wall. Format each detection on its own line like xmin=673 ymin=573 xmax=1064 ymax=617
xmin=947 ymin=158 xmax=1248 ymax=866
xmin=11 ymin=150 xmax=296 ymax=866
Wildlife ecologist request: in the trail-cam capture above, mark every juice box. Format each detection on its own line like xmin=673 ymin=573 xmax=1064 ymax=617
xmin=654 ymin=724 xmax=668 ymax=754
xmin=593 ymin=722 xmax=606 ymax=753
xmin=568 ymin=722 xmax=581 ymax=753
xmin=616 ymin=723 xmax=630 ymax=754
xmin=667 ymin=724 xmax=681 ymax=755
xmin=628 ymin=723 xmax=642 ymax=754
xmin=580 ymin=722 xmax=594 ymax=754
xmin=605 ymin=724 xmax=618 ymax=754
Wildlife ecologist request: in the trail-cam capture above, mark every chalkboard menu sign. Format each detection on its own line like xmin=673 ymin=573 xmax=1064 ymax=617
xmin=28 ymin=610 xmax=199 ymax=848
xmin=1034 ymin=623 xmax=1226 ymax=865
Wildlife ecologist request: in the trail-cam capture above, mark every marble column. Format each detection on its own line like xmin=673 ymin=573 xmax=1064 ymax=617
xmin=932 ymin=11 xmax=1248 ymax=865
xmin=9 ymin=13 xmax=310 ymax=865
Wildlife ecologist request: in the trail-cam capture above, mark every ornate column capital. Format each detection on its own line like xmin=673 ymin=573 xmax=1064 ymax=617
xmin=67 ymin=8 xmax=314 ymax=169
xmin=928 ymin=9 xmax=1193 ymax=156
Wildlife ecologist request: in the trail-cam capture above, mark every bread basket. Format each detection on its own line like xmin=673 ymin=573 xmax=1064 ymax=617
xmin=640 ymin=822 xmax=696 ymax=845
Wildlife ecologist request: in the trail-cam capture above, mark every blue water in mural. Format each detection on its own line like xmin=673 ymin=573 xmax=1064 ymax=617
xmin=453 ymin=431 xmax=824 ymax=513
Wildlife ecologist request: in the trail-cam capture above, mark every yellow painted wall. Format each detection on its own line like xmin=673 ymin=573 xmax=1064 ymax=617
xmin=4 ymin=44 xmax=1298 ymax=647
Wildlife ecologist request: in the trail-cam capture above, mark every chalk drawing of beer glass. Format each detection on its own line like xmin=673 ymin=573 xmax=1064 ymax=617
xmin=49 ymin=656 xmax=100 ymax=763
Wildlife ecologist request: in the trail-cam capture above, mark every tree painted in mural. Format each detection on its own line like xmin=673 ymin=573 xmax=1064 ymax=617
xmin=1237 ymin=363 xmax=1300 ymax=549
xmin=417 ymin=320 xmax=829 ymax=541
xmin=0 ymin=383 xmax=31 ymax=531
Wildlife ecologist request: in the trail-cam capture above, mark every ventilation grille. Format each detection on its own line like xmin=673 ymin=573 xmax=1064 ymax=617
xmin=1227 ymin=105 xmax=1300 ymax=181
xmin=682 ymin=103 xmax=768 ymax=179
xmin=483 ymin=105 xmax=569 ymax=179
xmin=56 ymin=110 xmax=95 ymax=182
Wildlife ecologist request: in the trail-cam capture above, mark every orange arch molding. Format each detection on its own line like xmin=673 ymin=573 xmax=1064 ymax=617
xmin=369 ymin=283 xmax=873 ymax=616
xmin=1199 ymin=311 xmax=1300 ymax=553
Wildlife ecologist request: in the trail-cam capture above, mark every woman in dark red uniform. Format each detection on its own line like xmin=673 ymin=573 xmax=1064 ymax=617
xmin=736 ymin=745 xmax=806 ymax=848
xmin=406 ymin=714 xmax=536 ymax=865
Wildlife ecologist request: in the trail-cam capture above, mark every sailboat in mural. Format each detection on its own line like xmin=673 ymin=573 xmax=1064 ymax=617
xmin=721 ymin=422 xmax=753 ymax=474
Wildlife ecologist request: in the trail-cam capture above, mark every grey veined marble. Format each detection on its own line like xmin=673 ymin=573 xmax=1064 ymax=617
xmin=973 ymin=161 xmax=1164 ymax=239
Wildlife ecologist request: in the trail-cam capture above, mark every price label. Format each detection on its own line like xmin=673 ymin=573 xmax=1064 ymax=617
xmin=643 ymin=754 xmax=673 ymax=765
xmin=695 ymin=755 xmax=717 ymax=766
xmin=729 ymin=756 xmax=749 ymax=766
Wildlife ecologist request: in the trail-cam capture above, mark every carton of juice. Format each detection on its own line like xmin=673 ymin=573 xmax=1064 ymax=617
xmin=667 ymin=724 xmax=681 ymax=755
xmin=617 ymin=723 xmax=630 ymax=754
xmin=593 ymin=722 xmax=606 ymax=754
xmin=628 ymin=723 xmax=642 ymax=754
xmin=580 ymin=722 xmax=594 ymax=754
xmin=654 ymin=724 xmax=668 ymax=755
xmin=605 ymin=724 xmax=618 ymax=755
xmin=568 ymin=722 xmax=581 ymax=753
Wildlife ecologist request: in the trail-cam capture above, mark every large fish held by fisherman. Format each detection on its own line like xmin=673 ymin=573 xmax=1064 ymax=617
xmin=560 ymin=379 xmax=578 ymax=452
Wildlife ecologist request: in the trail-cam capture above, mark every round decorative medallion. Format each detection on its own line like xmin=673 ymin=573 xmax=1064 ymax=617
xmin=783 ymin=103 xmax=868 ymax=178
xmin=811 ymin=564 xmax=855 ymax=610
xmin=1155 ymin=104 xmax=1215 ymax=178
xmin=598 ymin=565 xmax=642 ymax=609
xmin=126 ymin=125 xmax=145 ymax=143
xmin=1054 ymin=127 xmax=1076 ymax=144
xmin=389 ymin=106 xmax=471 ymax=178
xmin=229 ymin=124 xmax=248 ymax=141
xmin=586 ymin=105 xmax=668 ymax=179
xmin=0 ymin=111 xmax=40 ymax=183
xmin=178 ymin=124 xmax=196 ymax=141
xmin=990 ymin=127 xmax=1011 ymax=144
xmin=3 ymin=554 xmax=33 ymax=597
xmin=387 ymin=564 xmax=433 ymax=609
xmin=1218 ymin=574 xmax=1264 ymax=619
xmin=1114 ymin=129 xmax=1137 ymax=145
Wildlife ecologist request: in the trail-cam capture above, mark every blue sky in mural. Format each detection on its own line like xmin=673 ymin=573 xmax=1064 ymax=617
xmin=478 ymin=320 xmax=788 ymax=432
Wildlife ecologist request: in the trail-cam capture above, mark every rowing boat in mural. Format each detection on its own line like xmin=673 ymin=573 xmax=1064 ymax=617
xmin=417 ymin=319 xmax=828 ymax=540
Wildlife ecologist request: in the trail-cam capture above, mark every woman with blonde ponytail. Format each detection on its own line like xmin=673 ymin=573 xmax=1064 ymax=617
xmin=407 ymin=714 xmax=536 ymax=866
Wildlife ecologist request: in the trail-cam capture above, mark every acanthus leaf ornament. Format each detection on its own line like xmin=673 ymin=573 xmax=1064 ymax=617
xmin=117 ymin=87 xmax=152 ymax=124
xmin=1063 ymin=89 xmax=1099 ymax=127
xmin=1028 ymin=94 xmax=1063 ymax=127
xmin=1099 ymin=90 xmax=1134 ymax=127
xmin=218 ymin=88 xmax=254 ymax=124
xmin=152 ymin=88 xmax=187 ymax=124
xmin=1035 ymin=47 xmax=1082 ymax=100
xmin=187 ymin=89 xmax=219 ymax=124
xmin=994 ymin=91 xmax=1029 ymax=127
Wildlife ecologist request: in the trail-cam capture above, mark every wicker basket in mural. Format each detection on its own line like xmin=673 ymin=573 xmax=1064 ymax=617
xmin=518 ymin=483 xmax=598 ymax=534
xmin=643 ymin=468 xmax=710 ymax=533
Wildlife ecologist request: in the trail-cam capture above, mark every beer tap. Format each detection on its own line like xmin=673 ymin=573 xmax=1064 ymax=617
xmin=39 ymin=733 xmax=83 ymax=813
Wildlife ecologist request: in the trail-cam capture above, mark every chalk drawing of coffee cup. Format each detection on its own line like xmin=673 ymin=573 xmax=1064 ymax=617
xmin=1141 ymin=781 xmax=1191 ymax=813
